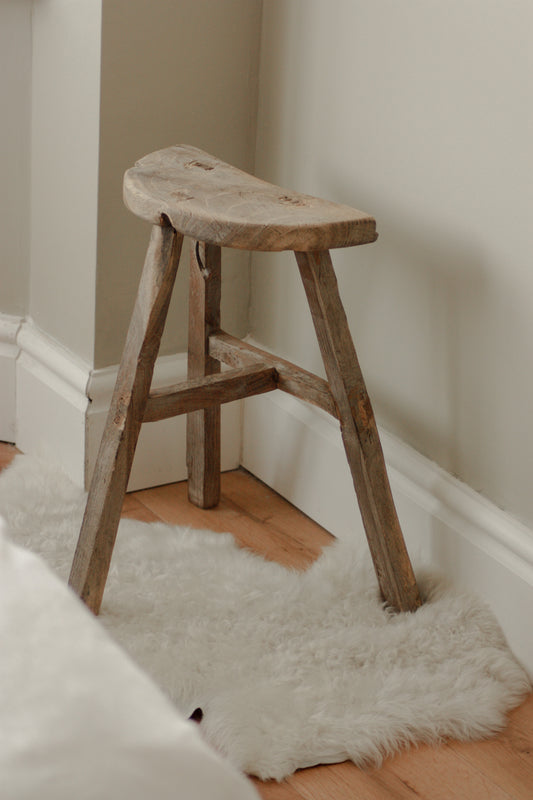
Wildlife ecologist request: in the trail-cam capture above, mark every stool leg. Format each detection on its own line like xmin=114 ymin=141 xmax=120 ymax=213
xmin=69 ymin=222 xmax=183 ymax=614
xmin=186 ymin=241 xmax=222 ymax=508
xmin=295 ymin=250 xmax=421 ymax=613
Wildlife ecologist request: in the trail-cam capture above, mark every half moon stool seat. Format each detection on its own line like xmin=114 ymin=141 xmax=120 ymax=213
xmin=69 ymin=145 xmax=422 ymax=616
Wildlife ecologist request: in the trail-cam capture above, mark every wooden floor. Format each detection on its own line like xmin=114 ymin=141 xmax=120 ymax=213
xmin=1 ymin=441 xmax=532 ymax=799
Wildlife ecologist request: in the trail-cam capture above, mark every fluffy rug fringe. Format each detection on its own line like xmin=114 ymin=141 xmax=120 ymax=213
xmin=0 ymin=455 xmax=529 ymax=780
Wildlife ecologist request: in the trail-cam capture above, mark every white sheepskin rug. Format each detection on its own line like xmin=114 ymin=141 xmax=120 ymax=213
xmin=0 ymin=455 xmax=529 ymax=780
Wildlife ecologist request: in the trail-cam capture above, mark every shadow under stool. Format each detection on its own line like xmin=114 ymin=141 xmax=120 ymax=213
xmin=69 ymin=145 xmax=422 ymax=616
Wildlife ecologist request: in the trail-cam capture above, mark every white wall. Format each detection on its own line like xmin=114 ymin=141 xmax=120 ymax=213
xmin=4 ymin=0 xmax=532 ymax=537
xmin=0 ymin=1 xmax=31 ymax=442
xmin=0 ymin=0 xmax=31 ymax=316
xmin=3 ymin=0 xmax=262 ymax=487
xmin=96 ymin=0 xmax=262 ymax=368
xmin=251 ymin=0 xmax=533 ymax=532
xmin=3 ymin=0 xmax=261 ymax=373
xmin=30 ymin=0 xmax=102 ymax=365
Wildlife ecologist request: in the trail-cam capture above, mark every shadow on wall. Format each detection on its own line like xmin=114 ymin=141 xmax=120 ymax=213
xmin=318 ymin=163 xmax=490 ymax=482
xmin=249 ymin=158 xmax=533 ymax=526
xmin=317 ymin=162 xmax=533 ymax=533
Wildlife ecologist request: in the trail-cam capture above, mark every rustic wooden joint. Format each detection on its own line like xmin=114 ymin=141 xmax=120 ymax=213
xmin=144 ymin=364 xmax=279 ymax=422
xmin=209 ymin=330 xmax=339 ymax=419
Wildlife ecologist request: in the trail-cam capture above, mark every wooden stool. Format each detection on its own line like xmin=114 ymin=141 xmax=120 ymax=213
xmin=69 ymin=145 xmax=421 ymax=616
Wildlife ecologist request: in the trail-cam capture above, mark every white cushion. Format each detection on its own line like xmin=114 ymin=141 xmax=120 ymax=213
xmin=0 ymin=517 xmax=258 ymax=800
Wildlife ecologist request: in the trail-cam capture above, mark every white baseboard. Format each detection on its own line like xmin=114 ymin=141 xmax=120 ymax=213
xmin=14 ymin=319 xmax=241 ymax=491
xmin=242 ymin=390 xmax=533 ymax=676
xmin=0 ymin=314 xmax=22 ymax=442
xmin=16 ymin=320 xmax=91 ymax=487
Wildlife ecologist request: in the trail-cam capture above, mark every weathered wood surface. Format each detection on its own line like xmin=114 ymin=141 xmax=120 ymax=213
xmin=186 ymin=241 xmax=222 ymax=508
xmin=209 ymin=330 xmax=338 ymax=418
xmin=69 ymin=222 xmax=183 ymax=614
xmin=295 ymin=250 xmax=421 ymax=613
xmin=124 ymin=145 xmax=377 ymax=252
xmin=144 ymin=364 xmax=278 ymax=422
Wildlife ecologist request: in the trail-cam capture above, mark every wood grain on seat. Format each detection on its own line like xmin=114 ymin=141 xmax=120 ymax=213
xmin=124 ymin=145 xmax=377 ymax=252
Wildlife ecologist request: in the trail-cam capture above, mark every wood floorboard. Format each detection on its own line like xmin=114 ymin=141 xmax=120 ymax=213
xmin=1 ymin=441 xmax=532 ymax=800
xmin=0 ymin=441 xmax=19 ymax=470
xmin=448 ymin=740 xmax=533 ymax=800
xmin=447 ymin=695 xmax=533 ymax=799
xmin=250 ymin=777 xmax=304 ymax=800
xmin=132 ymin=477 xmax=322 ymax=569
xmin=378 ymin=742 xmax=515 ymax=800
xmin=287 ymin=760 xmax=419 ymax=800
xmin=221 ymin=469 xmax=334 ymax=558
xmin=120 ymin=493 xmax=161 ymax=523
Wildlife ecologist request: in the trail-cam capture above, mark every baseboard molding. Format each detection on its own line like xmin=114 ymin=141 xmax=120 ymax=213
xmin=14 ymin=319 xmax=241 ymax=491
xmin=242 ymin=390 xmax=533 ymax=676
xmin=0 ymin=314 xmax=23 ymax=442
xmin=16 ymin=320 xmax=91 ymax=487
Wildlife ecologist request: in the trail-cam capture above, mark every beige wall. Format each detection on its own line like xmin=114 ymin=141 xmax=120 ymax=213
xmin=30 ymin=0 xmax=102 ymax=363
xmin=5 ymin=0 xmax=532 ymax=535
xmin=96 ymin=0 xmax=262 ymax=367
xmin=1 ymin=0 xmax=261 ymax=369
xmin=0 ymin=0 xmax=31 ymax=316
xmin=252 ymin=0 xmax=533 ymax=528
